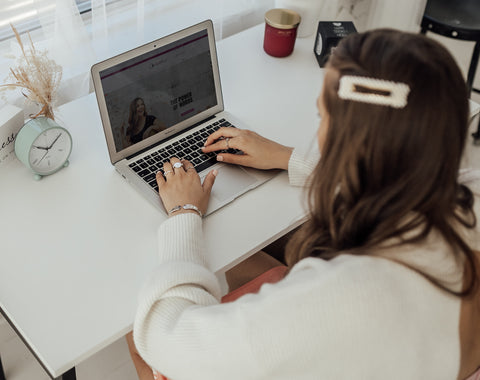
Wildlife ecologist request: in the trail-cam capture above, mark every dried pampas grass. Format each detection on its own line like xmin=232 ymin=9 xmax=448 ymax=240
xmin=1 ymin=24 xmax=62 ymax=120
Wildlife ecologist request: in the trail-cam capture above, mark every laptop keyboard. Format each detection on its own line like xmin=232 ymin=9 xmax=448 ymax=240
xmin=128 ymin=118 xmax=239 ymax=192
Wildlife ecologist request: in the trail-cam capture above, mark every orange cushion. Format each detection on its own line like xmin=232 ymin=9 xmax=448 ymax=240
xmin=221 ymin=265 xmax=289 ymax=303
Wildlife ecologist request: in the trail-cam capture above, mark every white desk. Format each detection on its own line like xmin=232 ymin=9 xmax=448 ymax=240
xmin=0 ymin=24 xmax=322 ymax=378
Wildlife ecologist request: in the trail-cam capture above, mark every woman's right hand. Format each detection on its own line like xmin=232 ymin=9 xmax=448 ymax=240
xmin=202 ymin=128 xmax=293 ymax=170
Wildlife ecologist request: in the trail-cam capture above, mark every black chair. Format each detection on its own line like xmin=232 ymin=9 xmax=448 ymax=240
xmin=420 ymin=0 xmax=480 ymax=143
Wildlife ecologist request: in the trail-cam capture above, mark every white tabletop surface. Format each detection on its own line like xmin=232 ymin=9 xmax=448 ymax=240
xmin=0 ymin=23 xmax=323 ymax=377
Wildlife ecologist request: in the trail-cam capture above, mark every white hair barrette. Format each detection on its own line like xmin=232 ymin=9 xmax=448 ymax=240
xmin=338 ymin=76 xmax=410 ymax=109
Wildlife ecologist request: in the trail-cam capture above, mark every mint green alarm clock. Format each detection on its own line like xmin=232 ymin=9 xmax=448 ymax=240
xmin=15 ymin=117 xmax=72 ymax=180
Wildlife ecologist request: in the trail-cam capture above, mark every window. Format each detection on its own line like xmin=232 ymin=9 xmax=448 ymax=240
xmin=0 ymin=0 xmax=272 ymax=107
xmin=0 ymin=0 xmax=107 ymax=42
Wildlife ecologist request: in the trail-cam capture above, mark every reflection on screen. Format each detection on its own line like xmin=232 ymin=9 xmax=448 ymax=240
xmin=99 ymin=30 xmax=217 ymax=152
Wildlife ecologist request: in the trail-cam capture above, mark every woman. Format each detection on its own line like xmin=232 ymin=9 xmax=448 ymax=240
xmin=128 ymin=29 xmax=480 ymax=379
xmin=124 ymin=97 xmax=165 ymax=147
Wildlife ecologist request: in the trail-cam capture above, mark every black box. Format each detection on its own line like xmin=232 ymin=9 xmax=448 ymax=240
xmin=314 ymin=22 xmax=357 ymax=67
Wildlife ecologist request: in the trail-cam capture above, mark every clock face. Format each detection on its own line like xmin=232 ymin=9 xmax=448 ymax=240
xmin=28 ymin=127 xmax=72 ymax=175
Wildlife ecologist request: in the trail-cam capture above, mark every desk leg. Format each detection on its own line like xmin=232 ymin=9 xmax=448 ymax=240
xmin=0 ymin=352 xmax=76 ymax=380
xmin=0 ymin=355 xmax=6 ymax=380
xmin=55 ymin=367 xmax=76 ymax=380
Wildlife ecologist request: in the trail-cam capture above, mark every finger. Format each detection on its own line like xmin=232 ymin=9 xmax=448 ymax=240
xmin=162 ymin=161 xmax=174 ymax=179
xmin=181 ymin=159 xmax=197 ymax=174
xmin=216 ymin=152 xmax=250 ymax=166
xmin=202 ymin=169 xmax=218 ymax=195
xmin=203 ymin=129 xmax=225 ymax=147
xmin=156 ymin=170 xmax=166 ymax=188
xmin=170 ymin=157 xmax=185 ymax=174
xmin=204 ymin=127 xmax=238 ymax=147
xmin=202 ymin=139 xmax=230 ymax=153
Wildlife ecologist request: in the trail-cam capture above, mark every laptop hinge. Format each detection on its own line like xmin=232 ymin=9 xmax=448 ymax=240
xmin=126 ymin=115 xmax=217 ymax=161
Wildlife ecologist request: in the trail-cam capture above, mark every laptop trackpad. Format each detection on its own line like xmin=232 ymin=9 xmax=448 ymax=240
xmin=209 ymin=165 xmax=257 ymax=202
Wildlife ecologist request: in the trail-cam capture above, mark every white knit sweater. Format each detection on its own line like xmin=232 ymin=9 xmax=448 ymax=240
xmin=133 ymin=149 xmax=480 ymax=380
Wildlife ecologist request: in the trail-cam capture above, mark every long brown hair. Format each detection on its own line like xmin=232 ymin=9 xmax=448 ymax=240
xmin=127 ymin=97 xmax=147 ymax=135
xmin=285 ymin=29 xmax=476 ymax=296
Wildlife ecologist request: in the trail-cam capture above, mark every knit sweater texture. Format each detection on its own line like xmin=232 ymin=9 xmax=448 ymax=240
xmin=133 ymin=149 xmax=480 ymax=380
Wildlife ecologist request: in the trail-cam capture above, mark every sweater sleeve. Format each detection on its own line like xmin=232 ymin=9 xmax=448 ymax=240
xmin=287 ymin=147 xmax=319 ymax=187
xmin=133 ymin=213 xmax=223 ymax=372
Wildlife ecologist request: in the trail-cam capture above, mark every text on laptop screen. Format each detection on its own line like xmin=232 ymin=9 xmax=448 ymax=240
xmin=99 ymin=30 xmax=217 ymax=152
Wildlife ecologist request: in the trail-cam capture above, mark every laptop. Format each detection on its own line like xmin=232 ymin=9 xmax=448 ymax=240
xmin=91 ymin=20 xmax=275 ymax=216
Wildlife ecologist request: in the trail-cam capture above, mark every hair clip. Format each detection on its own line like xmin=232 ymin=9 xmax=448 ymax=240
xmin=338 ymin=76 xmax=410 ymax=109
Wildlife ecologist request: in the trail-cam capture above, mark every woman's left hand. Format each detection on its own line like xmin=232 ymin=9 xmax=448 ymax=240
xmin=156 ymin=157 xmax=217 ymax=217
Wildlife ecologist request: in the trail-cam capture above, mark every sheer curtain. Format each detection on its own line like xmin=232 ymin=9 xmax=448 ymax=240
xmin=334 ymin=0 xmax=427 ymax=32
xmin=365 ymin=0 xmax=428 ymax=32
xmin=0 ymin=0 xmax=273 ymax=112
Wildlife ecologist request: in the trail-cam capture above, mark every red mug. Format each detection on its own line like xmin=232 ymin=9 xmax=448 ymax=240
xmin=264 ymin=9 xmax=301 ymax=58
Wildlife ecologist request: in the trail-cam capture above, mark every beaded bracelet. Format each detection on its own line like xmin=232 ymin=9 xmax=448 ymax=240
xmin=168 ymin=204 xmax=203 ymax=218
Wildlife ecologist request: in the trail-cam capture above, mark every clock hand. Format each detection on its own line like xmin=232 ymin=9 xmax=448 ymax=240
xmin=33 ymin=145 xmax=49 ymax=150
xmin=47 ymin=133 xmax=62 ymax=150
xmin=38 ymin=149 xmax=49 ymax=164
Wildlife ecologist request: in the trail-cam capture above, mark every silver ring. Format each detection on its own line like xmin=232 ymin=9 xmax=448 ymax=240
xmin=173 ymin=162 xmax=183 ymax=169
xmin=164 ymin=170 xmax=173 ymax=176
xmin=225 ymin=137 xmax=230 ymax=149
xmin=185 ymin=166 xmax=195 ymax=171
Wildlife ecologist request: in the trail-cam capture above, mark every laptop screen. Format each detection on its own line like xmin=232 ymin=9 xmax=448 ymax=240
xmin=98 ymin=29 xmax=218 ymax=153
